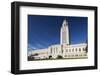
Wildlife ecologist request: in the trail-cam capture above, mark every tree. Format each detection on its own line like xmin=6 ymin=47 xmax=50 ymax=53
xmin=49 ymin=55 xmax=52 ymax=59
xmin=57 ymin=55 xmax=63 ymax=59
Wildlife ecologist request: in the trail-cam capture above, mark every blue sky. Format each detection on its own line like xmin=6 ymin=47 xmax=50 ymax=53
xmin=28 ymin=15 xmax=87 ymax=50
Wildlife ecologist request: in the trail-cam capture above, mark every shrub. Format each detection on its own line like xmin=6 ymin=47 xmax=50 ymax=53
xmin=57 ymin=55 xmax=63 ymax=59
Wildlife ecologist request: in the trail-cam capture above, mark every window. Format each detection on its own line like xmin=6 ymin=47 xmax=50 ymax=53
xmin=79 ymin=48 xmax=81 ymax=51
xmin=84 ymin=54 xmax=87 ymax=56
xmin=75 ymin=54 xmax=78 ymax=56
xmin=56 ymin=47 xmax=57 ymax=51
xmin=64 ymin=55 xmax=67 ymax=57
xmin=83 ymin=48 xmax=85 ymax=51
xmin=51 ymin=48 xmax=52 ymax=54
xmin=68 ymin=55 xmax=70 ymax=57
xmin=54 ymin=48 xmax=55 ymax=51
xmin=76 ymin=48 xmax=77 ymax=52
xmin=66 ymin=49 xmax=68 ymax=52
xmin=72 ymin=49 xmax=74 ymax=52
xmin=69 ymin=49 xmax=71 ymax=52
xmin=62 ymin=50 xmax=63 ymax=53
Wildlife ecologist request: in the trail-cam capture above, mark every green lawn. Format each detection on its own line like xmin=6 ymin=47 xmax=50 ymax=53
xmin=28 ymin=57 xmax=88 ymax=61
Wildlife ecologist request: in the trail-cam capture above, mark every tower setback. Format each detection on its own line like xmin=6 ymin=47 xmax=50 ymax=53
xmin=60 ymin=19 xmax=69 ymax=45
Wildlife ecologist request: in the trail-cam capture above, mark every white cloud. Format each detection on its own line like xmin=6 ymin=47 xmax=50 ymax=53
xmin=28 ymin=43 xmax=37 ymax=50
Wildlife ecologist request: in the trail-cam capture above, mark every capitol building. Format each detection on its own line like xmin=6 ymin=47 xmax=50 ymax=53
xmin=28 ymin=19 xmax=88 ymax=60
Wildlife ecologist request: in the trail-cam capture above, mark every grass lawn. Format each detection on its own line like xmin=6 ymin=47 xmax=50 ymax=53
xmin=28 ymin=57 xmax=88 ymax=61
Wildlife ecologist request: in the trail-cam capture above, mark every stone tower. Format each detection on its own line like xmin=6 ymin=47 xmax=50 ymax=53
xmin=60 ymin=19 xmax=69 ymax=45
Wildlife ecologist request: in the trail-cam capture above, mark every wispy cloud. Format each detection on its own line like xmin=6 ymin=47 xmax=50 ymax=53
xmin=35 ymin=43 xmax=45 ymax=49
xmin=28 ymin=43 xmax=37 ymax=50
